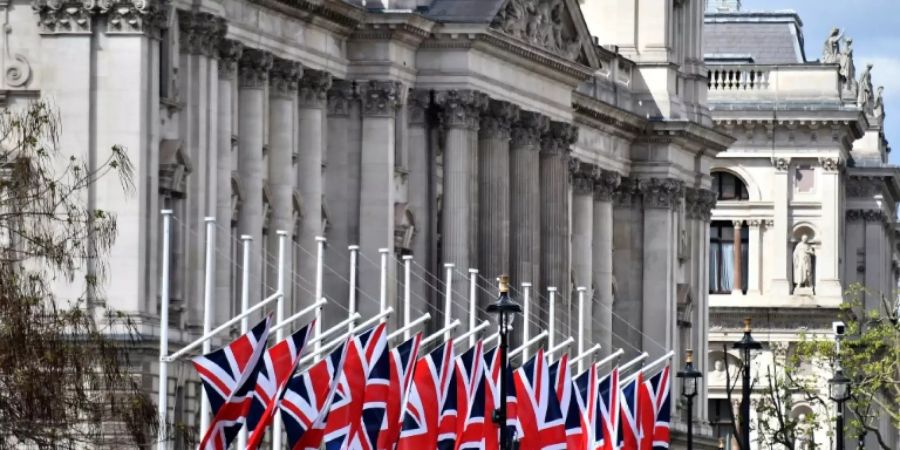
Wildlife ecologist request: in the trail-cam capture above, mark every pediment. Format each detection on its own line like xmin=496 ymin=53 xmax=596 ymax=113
xmin=489 ymin=0 xmax=600 ymax=69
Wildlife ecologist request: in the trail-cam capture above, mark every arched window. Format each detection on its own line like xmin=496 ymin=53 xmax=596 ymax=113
xmin=709 ymin=221 xmax=748 ymax=294
xmin=712 ymin=171 xmax=749 ymax=201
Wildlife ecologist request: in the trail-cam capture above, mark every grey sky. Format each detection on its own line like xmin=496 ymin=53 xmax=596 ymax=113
xmin=739 ymin=0 xmax=900 ymax=163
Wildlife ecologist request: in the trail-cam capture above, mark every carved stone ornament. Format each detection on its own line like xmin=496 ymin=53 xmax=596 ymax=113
xmin=328 ymin=79 xmax=356 ymax=117
xmin=298 ymin=69 xmax=333 ymax=107
xmin=568 ymin=159 xmax=595 ymax=196
xmin=491 ymin=0 xmax=586 ymax=64
xmin=541 ymin=121 xmax=577 ymax=156
xmin=217 ymin=39 xmax=243 ymax=79
xmin=642 ymin=178 xmax=684 ymax=210
xmin=103 ymin=0 xmax=169 ymax=34
xmin=818 ymin=157 xmax=842 ymax=172
xmin=33 ymin=0 xmax=94 ymax=33
xmin=696 ymin=189 xmax=718 ymax=221
xmin=159 ymin=139 xmax=192 ymax=197
xmin=774 ymin=158 xmax=790 ymax=172
xmin=360 ymin=80 xmax=401 ymax=117
xmin=863 ymin=209 xmax=886 ymax=224
xmin=435 ymin=89 xmax=488 ymax=130
xmin=845 ymin=210 xmax=864 ymax=222
xmin=614 ymin=177 xmax=643 ymax=208
xmin=480 ymin=99 xmax=520 ymax=139
xmin=510 ymin=110 xmax=549 ymax=149
xmin=594 ymin=169 xmax=621 ymax=202
xmin=238 ymin=48 xmax=273 ymax=89
xmin=178 ymin=10 xmax=226 ymax=56
xmin=270 ymin=58 xmax=303 ymax=96
xmin=846 ymin=176 xmax=884 ymax=198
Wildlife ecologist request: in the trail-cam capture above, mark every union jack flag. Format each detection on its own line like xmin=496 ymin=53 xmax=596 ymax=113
xmin=549 ymin=354 xmax=584 ymax=450
xmin=513 ymin=349 xmax=566 ymax=450
xmin=641 ymin=366 xmax=671 ymax=449
xmin=324 ymin=323 xmax=388 ymax=450
xmin=396 ymin=340 xmax=457 ymax=450
xmin=455 ymin=340 xmax=487 ymax=450
xmin=280 ymin=339 xmax=350 ymax=450
xmin=619 ymin=372 xmax=644 ymax=450
xmin=596 ymin=367 xmax=620 ymax=450
xmin=246 ymin=321 xmax=314 ymax=449
xmin=573 ymin=363 xmax=599 ymax=450
xmin=483 ymin=346 xmax=520 ymax=447
xmin=376 ymin=333 xmax=422 ymax=450
xmin=193 ymin=315 xmax=272 ymax=450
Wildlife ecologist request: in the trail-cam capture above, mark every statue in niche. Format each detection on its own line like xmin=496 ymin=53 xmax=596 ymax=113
xmin=822 ymin=27 xmax=843 ymax=64
xmin=858 ymin=63 xmax=874 ymax=110
xmin=874 ymin=86 xmax=885 ymax=118
xmin=793 ymin=235 xmax=815 ymax=289
xmin=839 ymin=38 xmax=856 ymax=90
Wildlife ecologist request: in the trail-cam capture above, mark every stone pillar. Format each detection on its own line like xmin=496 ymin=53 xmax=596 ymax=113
xmin=237 ymin=48 xmax=273 ymax=305
xmin=357 ymin=80 xmax=401 ymax=318
xmin=215 ymin=41 xmax=242 ymax=324
xmin=747 ymin=220 xmax=762 ymax=295
xmin=771 ymin=158 xmax=792 ymax=295
xmin=477 ymin=100 xmax=519 ymax=304
xmin=592 ymin=170 xmax=620 ymax=358
xmin=864 ymin=210 xmax=886 ymax=310
xmin=510 ymin=111 xmax=548 ymax=337
xmin=435 ymin=90 xmax=487 ymax=329
xmin=641 ymin=178 xmax=683 ymax=359
xmin=295 ymin=69 xmax=332 ymax=310
xmin=732 ymin=220 xmax=743 ymax=295
xmin=570 ymin=161 xmax=595 ymax=347
xmin=540 ymin=121 xmax=577 ymax=343
xmin=691 ymin=187 xmax=716 ymax=422
xmin=817 ymin=157 xmax=843 ymax=298
xmin=844 ymin=210 xmax=864 ymax=286
xmin=406 ymin=89 xmax=434 ymax=314
xmin=267 ymin=58 xmax=302 ymax=310
xmin=612 ymin=178 xmax=644 ymax=357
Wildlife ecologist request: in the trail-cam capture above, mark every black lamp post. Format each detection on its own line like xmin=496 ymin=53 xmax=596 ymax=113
xmin=829 ymin=367 xmax=851 ymax=450
xmin=677 ymin=349 xmax=702 ymax=450
xmin=487 ymin=275 xmax=521 ymax=450
xmin=732 ymin=317 xmax=761 ymax=450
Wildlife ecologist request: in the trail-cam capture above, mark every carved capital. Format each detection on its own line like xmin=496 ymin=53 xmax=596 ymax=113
xmin=511 ymin=110 xmax=549 ymax=149
xmin=407 ymin=88 xmax=431 ymax=125
xmin=269 ymin=58 xmax=303 ymax=97
xmin=327 ymin=79 xmax=356 ymax=117
xmin=435 ymin=90 xmax=488 ymax=130
xmin=298 ymin=69 xmax=332 ymax=107
xmin=33 ymin=0 xmax=94 ymax=34
xmin=238 ymin=48 xmax=273 ymax=89
xmin=819 ymin=157 xmax=842 ymax=172
xmin=748 ymin=219 xmax=762 ymax=227
xmin=593 ymin=169 xmax=621 ymax=202
xmin=847 ymin=176 xmax=885 ymax=198
xmin=641 ymin=178 xmax=684 ymax=210
xmin=479 ymin=99 xmax=520 ymax=140
xmin=764 ymin=219 xmax=774 ymax=228
xmin=103 ymin=0 xmax=168 ymax=35
xmin=178 ymin=11 xmax=226 ymax=56
xmin=774 ymin=158 xmax=791 ymax=172
xmin=569 ymin=160 xmax=595 ymax=196
xmin=217 ymin=39 xmax=243 ymax=79
xmin=863 ymin=209 xmax=886 ymax=223
xmin=696 ymin=189 xmax=718 ymax=221
xmin=846 ymin=209 xmax=864 ymax=222
xmin=360 ymin=80 xmax=401 ymax=117
xmin=732 ymin=220 xmax=743 ymax=228
xmin=614 ymin=177 xmax=643 ymax=208
xmin=541 ymin=121 xmax=577 ymax=156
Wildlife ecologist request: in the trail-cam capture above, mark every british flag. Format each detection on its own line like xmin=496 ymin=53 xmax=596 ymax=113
xmin=619 ymin=371 xmax=644 ymax=450
xmin=573 ymin=363 xmax=599 ymax=450
xmin=549 ymin=354 xmax=584 ymax=450
xmin=192 ymin=315 xmax=272 ymax=450
xmin=483 ymin=346 xmax=520 ymax=447
xmin=513 ymin=349 xmax=566 ymax=450
xmin=245 ymin=321 xmax=314 ymax=449
xmin=455 ymin=340 xmax=488 ymax=450
xmin=376 ymin=333 xmax=422 ymax=450
xmin=596 ymin=367 xmax=620 ymax=450
xmin=396 ymin=340 xmax=457 ymax=450
xmin=641 ymin=366 xmax=671 ymax=450
xmin=280 ymin=339 xmax=350 ymax=450
xmin=324 ymin=323 xmax=388 ymax=450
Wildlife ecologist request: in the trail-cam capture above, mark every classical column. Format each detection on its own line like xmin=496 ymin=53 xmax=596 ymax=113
xmin=612 ymin=178 xmax=644 ymax=357
xmin=478 ymin=100 xmax=519 ymax=302
xmin=817 ymin=157 xmax=843 ymax=298
xmin=864 ymin=210 xmax=886 ymax=310
xmin=570 ymin=161 xmax=595 ymax=346
xmin=510 ymin=111 xmax=548 ymax=337
xmin=436 ymin=90 xmax=487 ymax=329
xmin=844 ymin=210 xmax=865 ymax=286
xmin=295 ymin=69 xmax=332 ymax=310
xmin=771 ymin=158 xmax=792 ymax=295
xmin=732 ymin=220 xmax=744 ymax=295
xmin=267 ymin=58 xmax=302 ymax=309
xmin=747 ymin=220 xmax=762 ymax=295
xmin=406 ymin=89 xmax=433 ymax=311
xmin=540 ymin=121 xmax=577 ymax=343
xmin=215 ymin=40 xmax=242 ymax=324
xmin=641 ymin=178 xmax=683 ymax=358
xmin=357 ymin=80 xmax=401 ymax=317
xmin=592 ymin=170 xmax=620 ymax=358
xmin=237 ymin=48 xmax=273 ymax=305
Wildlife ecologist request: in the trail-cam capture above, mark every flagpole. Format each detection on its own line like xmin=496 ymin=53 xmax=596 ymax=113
xmin=468 ymin=268 xmax=478 ymax=348
xmin=547 ymin=286 xmax=557 ymax=350
xmin=508 ymin=330 xmax=549 ymax=358
xmin=443 ymin=263 xmax=454 ymax=342
xmin=388 ymin=313 xmax=431 ymax=340
xmin=270 ymin=299 xmax=327 ymax=334
xmin=547 ymin=336 xmax=574 ymax=359
xmin=314 ymin=236 xmax=326 ymax=353
xmin=619 ymin=350 xmax=674 ymax=387
xmin=576 ymin=286 xmax=586 ymax=373
xmin=237 ymin=235 xmax=252 ymax=450
xmin=453 ymin=320 xmax=490 ymax=350
xmin=617 ymin=352 xmax=650 ymax=380
xmin=521 ymin=282 xmax=531 ymax=360
xmin=403 ymin=255 xmax=413 ymax=339
xmin=300 ymin=308 xmax=395 ymax=365
xmin=307 ymin=313 xmax=361 ymax=346
xmin=422 ymin=319 xmax=461 ymax=347
xmin=379 ymin=248 xmax=390 ymax=323
xmin=199 ymin=218 xmax=216 ymax=437
xmin=348 ymin=245 xmax=359 ymax=332
xmin=157 ymin=210 xmax=173 ymax=450
xmin=273 ymin=230 xmax=288 ymax=450
xmin=595 ymin=348 xmax=625 ymax=369
xmin=569 ymin=343 xmax=601 ymax=370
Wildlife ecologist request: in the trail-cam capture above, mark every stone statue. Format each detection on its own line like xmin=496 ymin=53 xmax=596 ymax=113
xmin=839 ymin=38 xmax=856 ymax=89
xmin=793 ymin=235 xmax=815 ymax=288
xmin=874 ymin=86 xmax=885 ymax=118
xmin=822 ymin=27 xmax=843 ymax=64
xmin=858 ymin=63 xmax=874 ymax=110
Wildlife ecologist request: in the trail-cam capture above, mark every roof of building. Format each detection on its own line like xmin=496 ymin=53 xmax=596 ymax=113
xmin=424 ymin=0 xmax=505 ymax=22
xmin=703 ymin=11 xmax=807 ymax=64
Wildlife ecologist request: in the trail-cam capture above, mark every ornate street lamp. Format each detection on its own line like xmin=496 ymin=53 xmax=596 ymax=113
xmin=487 ymin=275 xmax=521 ymax=450
xmin=718 ymin=437 xmax=726 ymax=449
xmin=677 ymin=349 xmax=702 ymax=450
xmin=829 ymin=367 xmax=851 ymax=450
xmin=732 ymin=317 xmax=761 ymax=449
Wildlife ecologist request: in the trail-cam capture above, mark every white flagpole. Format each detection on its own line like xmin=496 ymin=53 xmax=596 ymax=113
xmin=576 ymin=286 xmax=586 ymax=373
xmin=596 ymin=348 xmax=625 ymax=369
xmin=389 ymin=313 xmax=431 ymax=340
xmin=237 ymin=234 xmax=252 ymax=450
xmin=548 ymin=286 xmax=557 ymax=349
xmin=468 ymin=268 xmax=478 ymax=348
xmin=508 ymin=330 xmax=550 ymax=358
xmin=403 ymin=255 xmax=413 ymax=339
xmin=569 ymin=343 xmax=601 ymax=370
xmin=157 ymin=210 xmax=173 ymax=450
xmin=619 ymin=352 xmax=650 ymax=375
xmin=199 ymin=218 xmax=216 ymax=436
xmin=620 ymin=351 xmax=674 ymax=387
xmin=379 ymin=248 xmax=389 ymax=323
xmin=423 ymin=319 xmax=462 ymax=347
xmin=522 ymin=282 xmax=531 ymax=361
xmin=443 ymin=263 xmax=454 ymax=342
xmin=314 ymin=236 xmax=326 ymax=353
xmin=453 ymin=320 xmax=490 ymax=350
xmin=300 ymin=308 xmax=394 ymax=365
xmin=547 ymin=336 xmax=574 ymax=358
xmin=271 ymin=299 xmax=327 ymax=334
xmin=348 ymin=245 xmax=359 ymax=332
xmin=273 ymin=231 xmax=288 ymax=450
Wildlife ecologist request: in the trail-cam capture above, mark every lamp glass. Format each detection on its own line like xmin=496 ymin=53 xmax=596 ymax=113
xmin=684 ymin=375 xmax=697 ymax=397
xmin=829 ymin=373 xmax=850 ymax=402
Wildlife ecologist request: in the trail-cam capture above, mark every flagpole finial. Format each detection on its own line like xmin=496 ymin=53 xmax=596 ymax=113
xmin=498 ymin=274 xmax=510 ymax=294
xmin=718 ymin=437 xmax=726 ymax=449
xmin=743 ymin=317 xmax=752 ymax=333
xmin=685 ymin=349 xmax=694 ymax=364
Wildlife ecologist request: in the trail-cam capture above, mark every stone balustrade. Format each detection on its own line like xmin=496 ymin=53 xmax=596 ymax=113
xmin=707 ymin=64 xmax=843 ymax=103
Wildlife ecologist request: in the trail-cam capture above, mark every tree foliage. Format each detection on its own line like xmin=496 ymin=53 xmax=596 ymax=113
xmin=0 ymin=101 xmax=156 ymax=448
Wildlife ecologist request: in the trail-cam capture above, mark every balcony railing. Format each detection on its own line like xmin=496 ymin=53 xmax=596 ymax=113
xmin=707 ymin=64 xmax=843 ymax=103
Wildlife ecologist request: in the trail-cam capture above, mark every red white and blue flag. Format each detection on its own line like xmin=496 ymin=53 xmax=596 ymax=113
xmin=484 ymin=346 xmax=520 ymax=447
xmin=573 ymin=363 xmax=599 ymax=450
xmin=193 ymin=315 xmax=272 ymax=450
xmin=549 ymin=354 xmax=584 ymax=450
xmin=396 ymin=340 xmax=457 ymax=450
xmin=619 ymin=372 xmax=644 ymax=450
xmin=513 ymin=349 xmax=566 ymax=450
xmin=246 ymin=322 xmax=315 ymax=449
xmin=455 ymin=340 xmax=488 ymax=450
xmin=280 ymin=339 xmax=350 ymax=450
xmin=376 ymin=333 xmax=422 ymax=450
xmin=642 ymin=366 xmax=671 ymax=449
xmin=596 ymin=366 xmax=620 ymax=450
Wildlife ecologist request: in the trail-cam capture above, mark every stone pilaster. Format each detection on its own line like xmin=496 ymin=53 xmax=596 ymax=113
xmin=105 ymin=0 xmax=169 ymax=34
xmin=510 ymin=111 xmax=548 ymax=339
xmin=592 ymin=169 xmax=620 ymax=358
xmin=612 ymin=177 xmax=644 ymax=357
xmin=178 ymin=11 xmax=226 ymax=57
xmin=570 ymin=160 xmax=595 ymax=346
xmin=772 ymin=158 xmax=792 ymax=295
xmin=406 ymin=88 xmax=434 ymax=323
xmin=540 ymin=121 xmax=576 ymax=343
xmin=746 ymin=219 xmax=762 ymax=295
xmin=732 ymin=220 xmax=744 ymax=295
xmin=817 ymin=157 xmax=843 ymax=298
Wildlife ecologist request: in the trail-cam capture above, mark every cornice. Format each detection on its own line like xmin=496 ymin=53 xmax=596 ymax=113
xmin=351 ymin=12 xmax=435 ymax=46
xmin=640 ymin=120 xmax=735 ymax=156
xmin=571 ymin=91 xmax=645 ymax=137
xmin=247 ymin=0 xmax=363 ymax=35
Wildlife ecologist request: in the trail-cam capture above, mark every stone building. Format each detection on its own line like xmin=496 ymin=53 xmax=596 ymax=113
xmin=7 ymin=0 xmax=735 ymax=446
xmin=703 ymin=1 xmax=900 ymax=448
